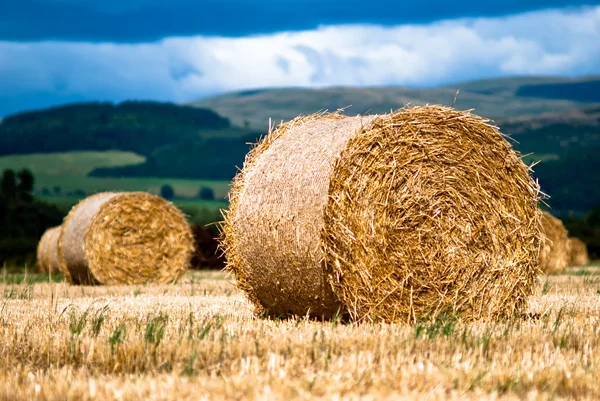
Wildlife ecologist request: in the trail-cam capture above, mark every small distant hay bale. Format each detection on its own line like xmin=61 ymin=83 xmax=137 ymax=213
xmin=37 ymin=226 xmax=61 ymax=273
xmin=58 ymin=192 xmax=193 ymax=285
xmin=222 ymin=105 xmax=542 ymax=323
xmin=539 ymin=211 xmax=570 ymax=274
xmin=568 ymin=237 xmax=589 ymax=266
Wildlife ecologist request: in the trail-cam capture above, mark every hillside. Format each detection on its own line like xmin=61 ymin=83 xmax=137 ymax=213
xmin=444 ymin=75 xmax=600 ymax=99
xmin=502 ymin=106 xmax=600 ymax=213
xmin=0 ymin=100 xmax=262 ymax=180
xmin=192 ymin=76 xmax=600 ymax=129
xmin=0 ymin=101 xmax=232 ymax=157
xmin=1 ymin=77 xmax=599 ymax=215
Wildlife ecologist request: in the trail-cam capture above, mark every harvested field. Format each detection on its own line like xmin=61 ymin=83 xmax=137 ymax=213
xmin=1 ymin=266 xmax=600 ymax=400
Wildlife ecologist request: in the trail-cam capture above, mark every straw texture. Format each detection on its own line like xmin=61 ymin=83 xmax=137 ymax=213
xmin=568 ymin=237 xmax=589 ymax=267
xmin=223 ymin=105 xmax=542 ymax=323
xmin=45 ymin=226 xmax=63 ymax=274
xmin=37 ymin=226 xmax=63 ymax=274
xmin=539 ymin=211 xmax=569 ymax=274
xmin=36 ymin=229 xmax=50 ymax=273
xmin=223 ymin=113 xmax=364 ymax=317
xmin=58 ymin=192 xmax=193 ymax=285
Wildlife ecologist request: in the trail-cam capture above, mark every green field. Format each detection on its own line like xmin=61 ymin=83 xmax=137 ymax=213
xmin=38 ymin=195 xmax=227 ymax=226
xmin=0 ymin=151 xmax=146 ymax=176
xmin=0 ymin=151 xmax=232 ymax=200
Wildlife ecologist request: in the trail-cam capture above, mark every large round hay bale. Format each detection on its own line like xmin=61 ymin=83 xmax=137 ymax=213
xmin=539 ymin=211 xmax=569 ymax=274
xmin=222 ymin=106 xmax=542 ymax=323
xmin=58 ymin=192 xmax=193 ymax=285
xmin=37 ymin=226 xmax=63 ymax=274
xmin=568 ymin=237 xmax=589 ymax=266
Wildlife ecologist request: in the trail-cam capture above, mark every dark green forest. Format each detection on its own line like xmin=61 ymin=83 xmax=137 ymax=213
xmin=515 ymin=79 xmax=600 ymax=103
xmin=0 ymin=101 xmax=262 ymax=180
xmin=0 ymin=169 xmax=64 ymax=266
xmin=503 ymin=106 xmax=600 ymax=213
xmin=0 ymin=101 xmax=230 ymax=156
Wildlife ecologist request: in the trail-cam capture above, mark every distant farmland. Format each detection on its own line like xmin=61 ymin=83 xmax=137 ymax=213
xmin=0 ymin=151 xmax=229 ymax=226
xmin=0 ymin=151 xmax=230 ymax=200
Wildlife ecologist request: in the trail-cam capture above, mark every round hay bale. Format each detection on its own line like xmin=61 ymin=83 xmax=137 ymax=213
xmin=36 ymin=228 xmax=52 ymax=273
xmin=45 ymin=226 xmax=63 ymax=274
xmin=58 ymin=192 xmax=193 ymax=285
xmin=37 ymin=226 xmax=63 ymax=274
xmin=222 ymin=106 xmax=542 ymax=323
xmin=568 ymin=237 xmax=589 ymax=267
xmin=539 ymin=211 xmax=569 ymax=274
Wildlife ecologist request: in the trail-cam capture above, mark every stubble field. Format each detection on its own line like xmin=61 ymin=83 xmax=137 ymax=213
xmin=1 ymin=267 xmax=599 ymax=400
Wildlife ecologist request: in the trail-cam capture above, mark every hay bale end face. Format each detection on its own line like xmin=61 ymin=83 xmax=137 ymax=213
xmin=539 ymin=211 xmax=569 ymax=274
xmin=37 ymin=226 xmax=62 ymax=274
xmin=223 ymin=106 xmax=542 ymax=323
xmin=568 ymin=237 xmax=589 ymax=266
xmin=58 ymin=192 xmax=193 ymax=285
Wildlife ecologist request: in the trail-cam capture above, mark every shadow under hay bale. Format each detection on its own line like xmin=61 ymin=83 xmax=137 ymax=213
xmin=568 ymin=237 xmax=589 ymax=267
xmin=539 ymin=211 xmax=570 ymax=274
xmin=37 ymin=226 xmax=59 ymax=273
xmin=222 ymin=105 xmax=542 ymax=323
xmin=58 ymin=192 xmax=194 ymax=285
xmin=190 ymin=224 xmax=226 ymax=270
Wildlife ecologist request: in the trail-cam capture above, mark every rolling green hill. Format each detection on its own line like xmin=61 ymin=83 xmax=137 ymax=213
xmin=0 ymin=100 xmax=262 ymax=181
xmin=0 ymin=151 xmax=231 ymax=199
xmin=1 ymin=76 xmax=599 ymax=216
xmin=0 ymin=101 xmax=232 ymax=157
xmin=504 ymin=106 xmax=600 ymax=213
xmin=0 ymin=150 xmax=230 ymax=229
xmin=192 ymin=76 xmax=600 ymax=129
xmin=447 ymin=76 xmax=600 ymax=102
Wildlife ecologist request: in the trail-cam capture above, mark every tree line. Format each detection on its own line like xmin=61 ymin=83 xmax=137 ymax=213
xmin=0 ymin=169 xmax=64 ymax=267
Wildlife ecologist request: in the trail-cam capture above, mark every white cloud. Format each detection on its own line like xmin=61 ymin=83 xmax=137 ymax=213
xmin=1 ymin=5 xmax=599 ymax=114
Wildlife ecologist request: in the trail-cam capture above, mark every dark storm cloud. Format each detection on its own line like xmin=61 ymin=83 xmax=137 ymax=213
xmin=1 ymin=0 xmax=599 ymax=41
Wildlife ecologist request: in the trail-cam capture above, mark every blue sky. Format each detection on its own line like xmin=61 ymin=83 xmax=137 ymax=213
xmin=1 ymin=0 xmax=600 ymax=116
